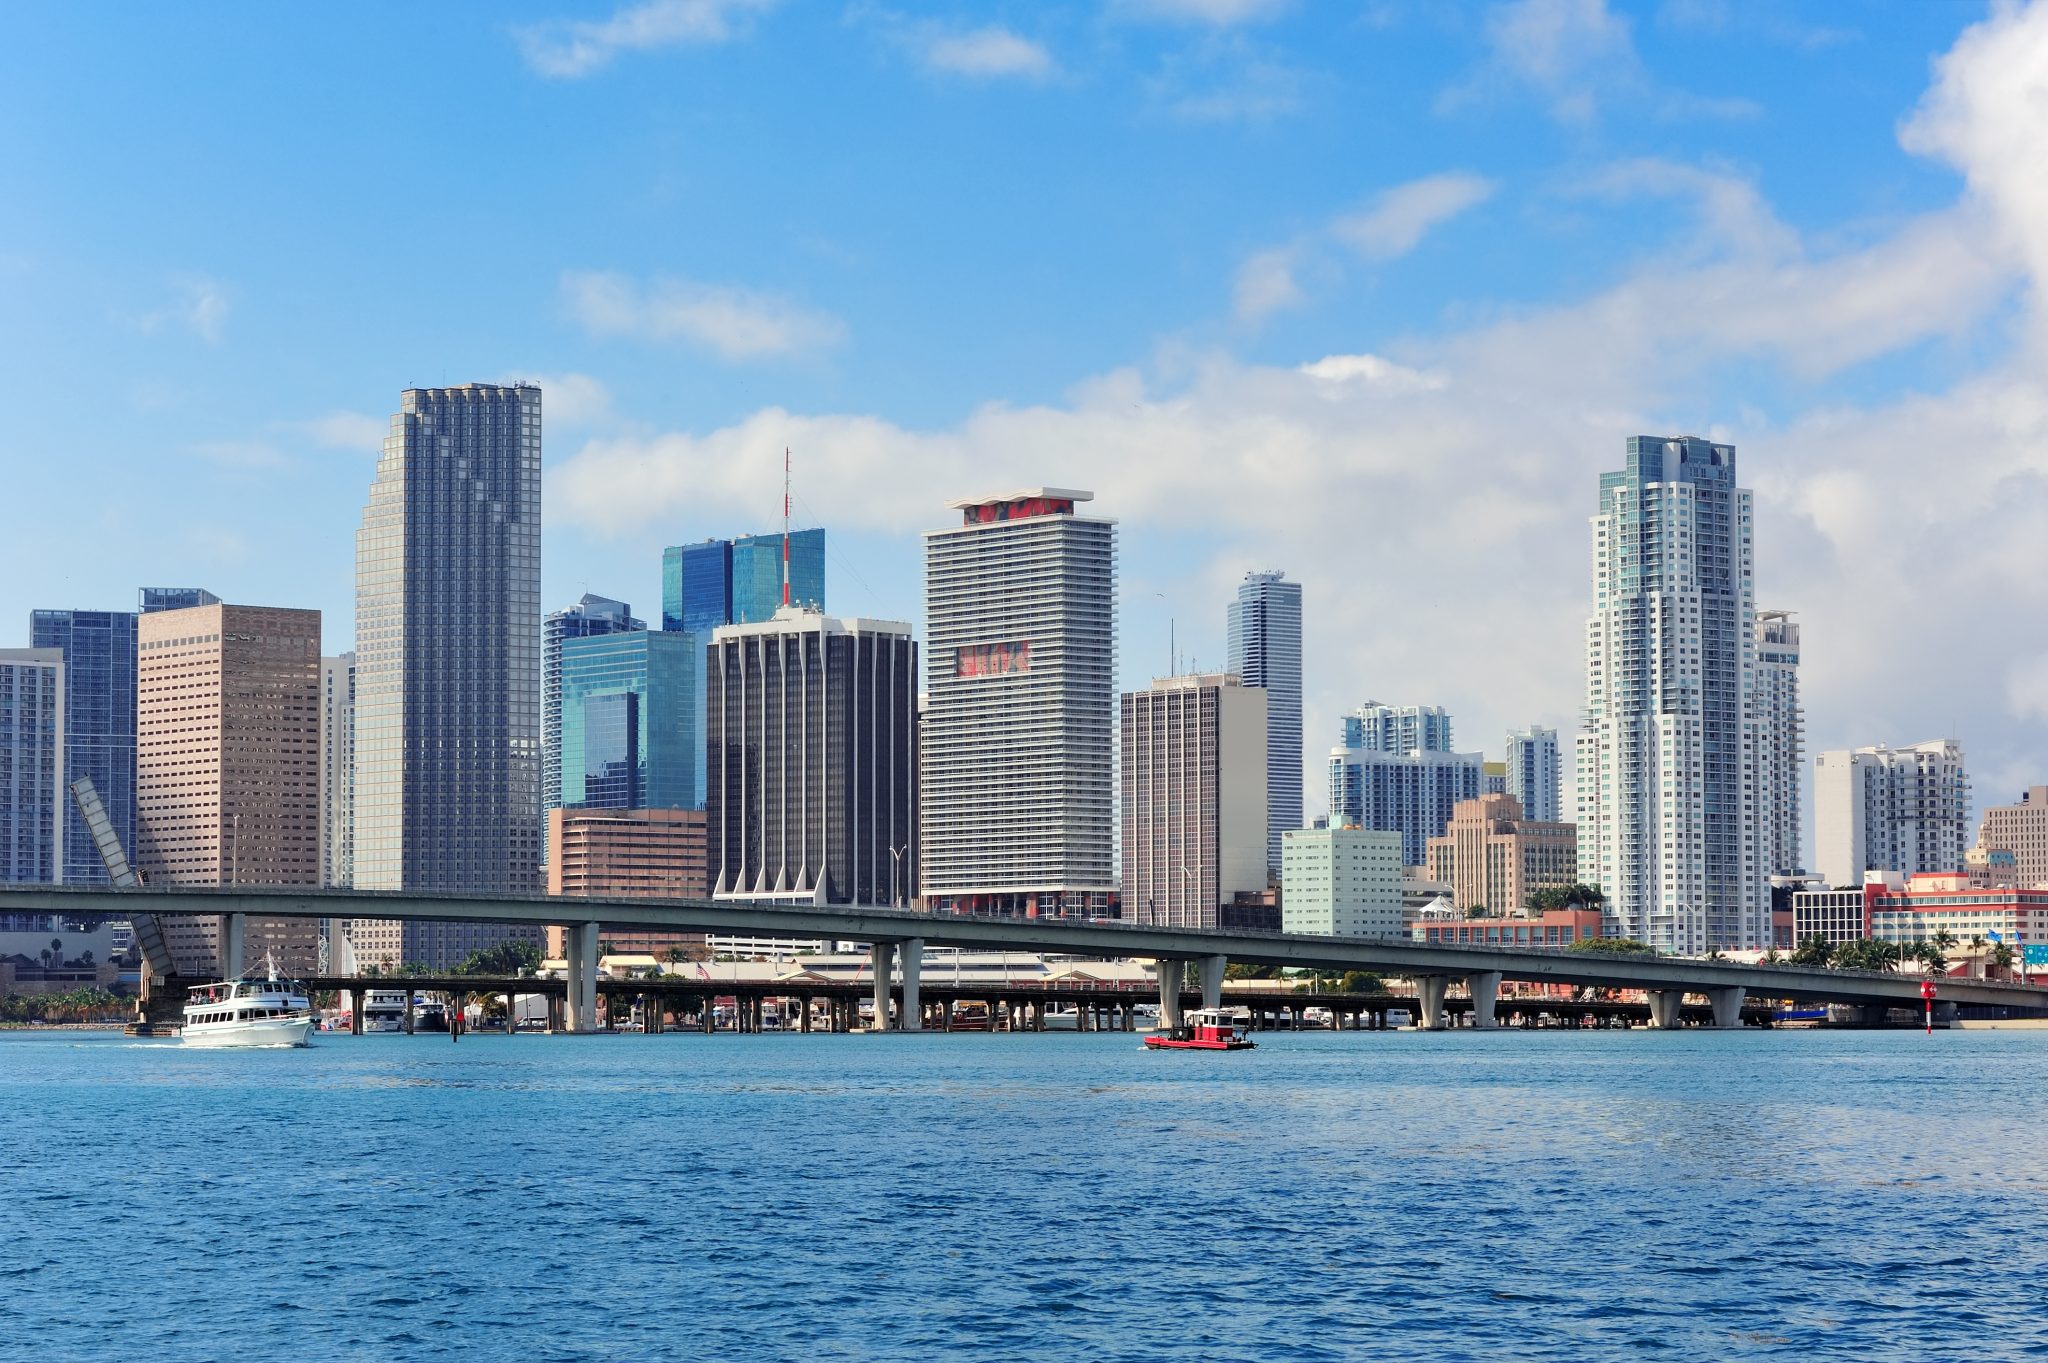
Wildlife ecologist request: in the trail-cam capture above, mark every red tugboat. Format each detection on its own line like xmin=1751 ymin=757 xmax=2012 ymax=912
xmin=1143 ymin=1008 xmax=1256 ymax=1052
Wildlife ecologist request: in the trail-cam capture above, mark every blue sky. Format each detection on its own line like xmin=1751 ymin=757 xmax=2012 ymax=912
xmin=6 ymin=0 xmax=2048 ymax=832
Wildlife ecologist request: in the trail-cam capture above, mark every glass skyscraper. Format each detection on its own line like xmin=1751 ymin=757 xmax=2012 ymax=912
xmin=28 ymin=608 xmax=137 ymax=885
xmin=1577 ymin=435 xmax=1762 ymax=953
xmin=542 ymin=594 xmax=642 ymax=857
xmin=660 ymin=529 xmax=826 ymax=807
xmin=1225 ymin=570 xmax=1302 ymax=882
xmin=354 ymin=383 xmax=542 ymax=970
xmin=555 ymin=630 xmax=696 ymax=816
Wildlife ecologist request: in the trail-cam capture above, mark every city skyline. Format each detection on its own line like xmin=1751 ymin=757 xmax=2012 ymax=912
xmin=11 ymin=5 xmax=2048 ymax=845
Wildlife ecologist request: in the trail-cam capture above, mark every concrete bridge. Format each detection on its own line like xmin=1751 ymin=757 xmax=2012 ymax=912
xmin=304 ymin=974 xmax=1781 ymax=1034
xmin=6 ymin=884 xmax=2044 ymax=1031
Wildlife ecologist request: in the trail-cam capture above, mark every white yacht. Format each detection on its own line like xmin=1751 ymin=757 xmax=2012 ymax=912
xmin=182 ymin=964 xmax=316 ymax=1048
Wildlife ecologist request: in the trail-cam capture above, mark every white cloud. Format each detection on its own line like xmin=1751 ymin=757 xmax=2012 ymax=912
xmin=515 ymin=0 xmax=773 ymax=78
xmin=1111 ymin=0 xmax=1290 ymax=24
xmin=922 ymin=26 xmax=1054 ymax=79
xmin=1232 ymin=171 xmax=1493 ymax=321
xmin=299 ymin=411 xmax=388 ymax=455
xmin=555 ymin=1 xmax=2048 ymax=821
xmin=494 ymin=373 xmax=614 ymax=429
xmin=1298 ymin=353 xmax=1446 ymax=392
xmin=1148 ymin=44 xmax=1308 ymax=122
xmin=135 ymin=274 xmax=230 ymax=344
xmin=1233 ymin=247 xmax=1305 ymax=321
xmin=1332 ymin=172 xmax=1497 ymax=261
xmin=561 ymin=271 xmax=845 ymax=359
xmin=1446 ymin=0 xmax=1759 ymax=124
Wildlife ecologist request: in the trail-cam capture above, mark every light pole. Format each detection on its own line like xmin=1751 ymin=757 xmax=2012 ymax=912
xmin=887 ymin=845 xmax=906 ymax=908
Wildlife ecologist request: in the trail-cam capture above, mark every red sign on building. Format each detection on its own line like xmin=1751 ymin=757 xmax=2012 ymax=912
xmin=955 ymin=641 xmax=1031 ymax=678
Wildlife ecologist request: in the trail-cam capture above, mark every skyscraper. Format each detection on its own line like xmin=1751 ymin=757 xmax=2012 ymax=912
xmin=1755 ymin=611 xmax=1803 ymax=877
xmin=136 ymin=602 xmax=322 ymax=975
xmin=1327 ymin=746 xmax=1485 ymax=868
xmin=1344 ymin=702 xmax=1454 ymax=755
xmin=542 ymin=594 xmax=643 ymax=857
xmin=1225 ymin=570 xmax=1302 ymax=882
xmin=921 ymin=488 xmax=1117 ymax=917
xmin=1577 ymin=435 xmax=1762 ymax=953
xmin=732 ymin=528 xmax=825 ymax=622
xmin=320 ymin=652 xmax=354 ymax=888
xmin=1121 ymin=674 xmax=1268 ymax=929
xmin=1504 ymin=726 xmax=1562 ymax=824
xmin=28 ymin=608 xmax=136 ymax=885
xmin=706 ymin=609 xmax=916 ymax=907
xmin=0 ymin=649 xmax=64 ymax=884
xmin=555 ymin=629 xmax=696 ymax=815
xmin=354 ymin=383 xmax=542 ymax=970
xmin=1814 ymin=740 xmax=1969 ymax=887
xmin=661 ymin=531 xmax=827 ymax=808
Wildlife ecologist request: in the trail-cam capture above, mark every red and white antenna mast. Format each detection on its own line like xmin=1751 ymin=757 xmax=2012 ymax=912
xmin=781 ymin=446 xmax=792 ymax=608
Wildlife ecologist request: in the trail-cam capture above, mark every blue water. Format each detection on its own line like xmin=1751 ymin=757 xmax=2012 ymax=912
xmin=4 ymin=1028 xmax=2046 ymax=1362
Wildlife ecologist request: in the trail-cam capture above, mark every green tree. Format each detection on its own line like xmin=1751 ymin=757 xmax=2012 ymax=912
xmin=1789 ymin=936 xmax=1833 ymax=968
xmin=454 ymin=939 xmax=542 ymax=977
xmin=1465 ymin=904 xmax=1493 ymax=919
xmin=1992 ymin=942 xmax=2016 ymax=974
xmin=1336 ymin=970 xmax=1383 ymax=994
xmin=1570 ymin=936 xmax=1653 ymax=955
xmin=1225 ymin=962 xmax=1279 ymax=980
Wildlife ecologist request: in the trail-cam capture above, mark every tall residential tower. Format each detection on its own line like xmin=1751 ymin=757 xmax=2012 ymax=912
xmin=921 ymin=489 xmax=1116 ymax=916
xmin=1755 ymin=610 xmax=1803 ymax=877
xmin=1225 ymin=571 xmax=1302 ymax=882
xmin=1576 ymin=435 xmax=1763 ymax=953
xmin=1504 ymin=726 xmax=1561 ymax=825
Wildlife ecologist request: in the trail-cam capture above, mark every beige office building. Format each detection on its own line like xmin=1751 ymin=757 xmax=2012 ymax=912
xmin=1425 ymin=792 xmax=1578 ymax=914
xmin=1121 ymin=673 xmax=1267 ymax=929
xmin=136 ymin=603 xmax=322 ymax=976
xmin=1976 ymin=786 xmax=2048 ymax=889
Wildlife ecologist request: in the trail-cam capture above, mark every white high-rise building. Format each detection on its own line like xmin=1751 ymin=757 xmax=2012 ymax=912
xmin=1344 ymin=702 xmax=1453 ymax=754
xmin=319 ymin=653 xmax=354 ymax=889
xmin=1504 ymin=726 xmax=1561 ymax=824
xmin=0 ymin=649 xmax=64 ymax=885
xmin=1226 ymin=571 xmax=1302 ymax=883
xmin=1814 ymin=740 xmax=1969 ymax=888
xmin=921 ymin=488 xmax=1116 ymax=917
xmin=1577 ymin=435 xmax=1764 ymax=953
xmin=1754 ymin=611 xmax=1803 ymax=876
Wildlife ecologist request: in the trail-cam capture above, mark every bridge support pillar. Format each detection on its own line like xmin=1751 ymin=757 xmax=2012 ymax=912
xmin=564 ymin=921 xmax=599 ymax=1033
xmin=900 ymin=939 xmax=922 ymax=1032
xmin=1200 ymin=955 xmax=1226 ymax=1012
xmin=1157 ymin=962 xmax=1185 ymax=1030
xmin=869 ymin=942 xmax=894 ymax=1031
xmin=1468 ymin=971 xmax=1502 ymax=1029
xmin=1414 ymin=976 xmax=1448 ymax=1030
xmin=1707 ymin=985 xmax=1745 ymax=1029
xmin=1647 ymin=990 xmax=1685 ymax=1029
xmin=224 ymin=913 xmax=246 ymax=979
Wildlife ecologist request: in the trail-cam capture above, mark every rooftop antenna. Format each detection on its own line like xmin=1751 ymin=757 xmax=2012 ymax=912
xmin=781 ymin=446 xmax=792 ymax=609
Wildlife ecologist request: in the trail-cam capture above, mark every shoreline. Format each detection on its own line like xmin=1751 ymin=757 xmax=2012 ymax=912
xmin=0 ymin=1022 xmax=130 ymax=1032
